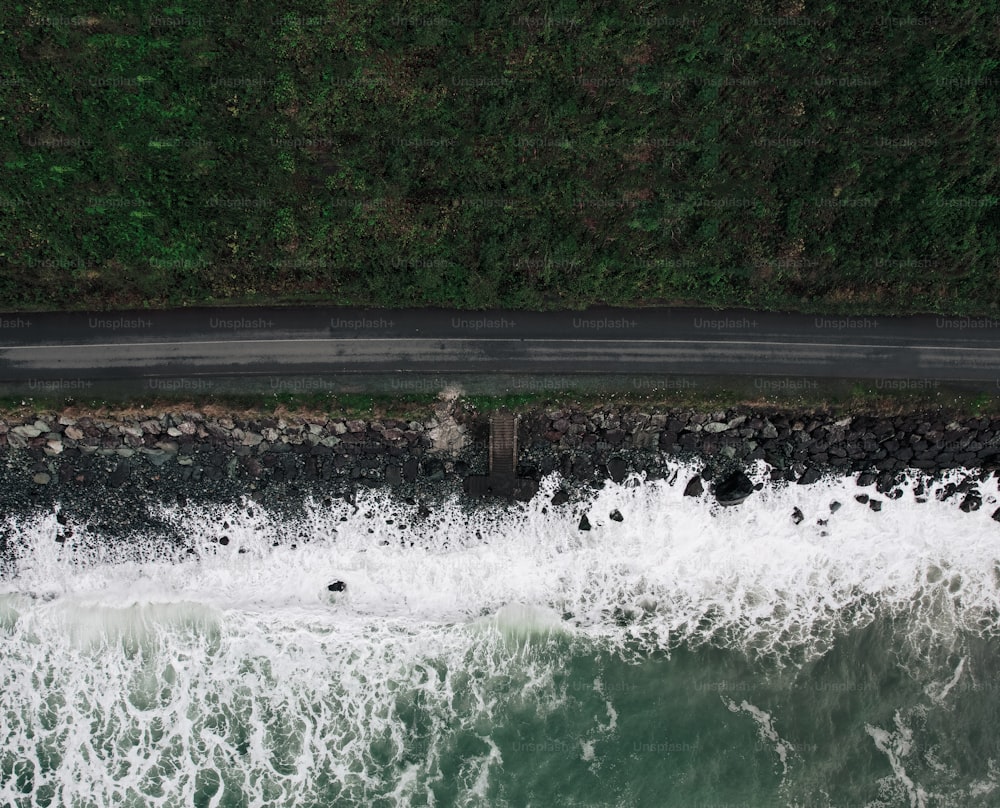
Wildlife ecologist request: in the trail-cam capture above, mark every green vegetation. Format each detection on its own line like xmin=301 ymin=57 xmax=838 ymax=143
xmin=2 ymin=2 xmax=997 ymax=313
xmin=0 ymin=391 xmax=440 ymax=419
xmin=5 ymin=383 xmax=1000 ymax=421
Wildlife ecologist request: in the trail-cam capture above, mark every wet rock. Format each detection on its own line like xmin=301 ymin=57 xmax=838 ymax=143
xmin=959 ymin=492 xmax=982 ymax=513
xmin=992 ymin=508 xmax=1000 ymax=523
xmin=875 ymin=471 xmax=899 ymax=494
xmin=797 ymin=467 xmax=822 ymax=485
xmin=830 ymin=501 xmax=842 ymax=513
xmin=855 ymin=494 xmax=869 ymax=504
xmin=578 ymin=514 xmax=591 ymax=531
xmin=421 ymin=457 xmax=445 ymax=482
xmin=868 ymin=499 xmax=882 ymax=512
xmin=713 ymin=469 xmax=754 ymax=506
xmin=609 ymin=509 xmax=624 ymax=522
xmin=607 ymin=456 xmax=628 ymax=483
xmin=792 ymin=507 xmax=804 ymax=525
xmin=856 ymin=471 xmax=877 ymax=487
xmin=327 ymin=581 xmax=347 ymax=592
xmin=683 ymin=476 xmax=704 ymax=497
xmin=108 ymin=460 xmax=130 ymax=488
xmin=573 ymin=456 xmax=593 ymax=481
xmin=551 ymin=489 xmax=570 ymax=506
xmin=604 ymin=429 xmax=625 ymax=446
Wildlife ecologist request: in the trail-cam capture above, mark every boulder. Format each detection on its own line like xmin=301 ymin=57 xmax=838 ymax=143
xmin=607 ymin=456 xmax=628 ymax=483
xmin=713 ymin=470 xmax=754 ymax=506
xmin=108 ymin=460 xmax=130 ymax=488
xmin=683 ymin=475 xmax=704 ymax=497
xmin=609 ymin=509 xmax=624 ymax=522
xmin=402 ymin=457 xmax=419 ymax=482
xmin=578 ymin=514 xmax=591 ymax=531
xmin=551 ymin=489 xmax=570 ymax=506
xmin=792 ymin=507 xmax=804 ymax=525
xmin=797 ymin=467 xmax=822 ymax=485
xmin=959 ymin=492 xmax=982 ymax=513
xmin=327 ymin=581 xmax=347 ymax=592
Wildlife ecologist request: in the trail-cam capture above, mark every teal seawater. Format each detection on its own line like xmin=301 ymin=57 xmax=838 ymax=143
xmin=1 ymin=468 xmax=999 ymax=806
xmin=1 ymin=611 xmax=996 ymax=807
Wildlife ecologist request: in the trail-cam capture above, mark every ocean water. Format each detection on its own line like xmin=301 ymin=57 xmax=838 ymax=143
xmin=1 ymin=462 xmax=999 ymax=807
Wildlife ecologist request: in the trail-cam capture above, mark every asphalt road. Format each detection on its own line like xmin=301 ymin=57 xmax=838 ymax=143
xmin=0 ymin=307 xmax=997 ymax=391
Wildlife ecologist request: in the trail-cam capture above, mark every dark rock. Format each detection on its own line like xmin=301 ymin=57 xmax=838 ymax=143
xmin=857 ymin=471 xmax=877 ymax=487
xmin=868 ymin=499 xmax=882 ymax=512
xmin=604 ymin=429 xmax=625 ymax=446
xmin=609 ymin=509 xmax=624 ymax=522
xmin=713 ymin=469 xmax=754 ymax=507
xmin=792 ymin=507 xmax=804 ymax=525
xmin=936 ymin=482 xmax=959 ymax=501
xmin=578 ymin=514 xmax=591 ymax=531
xmin=402 ymin=457 xmax=419 ymax=482
xmin=108 ymin=460 xmax=130 ymax=488
xmin=684 ymin=476 xmax=704 ymax=497
xmin=607 ymin=456 xmax=628 ymax=483
xmin=551 ymin=489 xmax=570 ymax=506
xmin=855 ymin=494 xmax=869 ymax=504
xmin=830 ymin=501 xmax=842 ymax=513
xmin=959 ymin=492 xmax=982 ymax=513
xmin=421 ymin=457 xmax=445 ymax=482
xmin=572 ymin=456 xmax=594 ymax=481
xmin=797 ymin=467 xmax=822 ymax=485
xmin=327 ymin=581 xmax=347 ymax=592
xmin=875 ymin=471 xmax=899 ymax=494
xmin=385 ymin=465 xmax=402 ymax=485
xmin=992 ymin=507 xmax=1000 ymax=523
xmin=764 ymin=451 xmax=786 ymax=469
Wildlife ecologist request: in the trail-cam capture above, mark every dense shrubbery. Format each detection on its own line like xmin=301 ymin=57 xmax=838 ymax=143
xmin=1 ymin=1 xmax=997 ymax=312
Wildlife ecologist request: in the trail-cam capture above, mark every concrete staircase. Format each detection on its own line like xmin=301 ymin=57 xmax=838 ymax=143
xmin=489 ymin=411 xmax=517 ymax=477
xmin=466 ymin=410 xmax=536 ymax=500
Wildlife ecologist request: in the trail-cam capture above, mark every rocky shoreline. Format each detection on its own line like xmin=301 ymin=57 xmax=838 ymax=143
xmin=1 ymin=399 xmax=999 ymax=535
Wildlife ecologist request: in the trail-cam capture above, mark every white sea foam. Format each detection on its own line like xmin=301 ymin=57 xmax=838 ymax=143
xmin=866 ymin=711 xmax=929 ymax=808
xmin=1 ymin=461 xmax=999 ymax=805
xmin=724 ymin=697 xmax=795 ymax=775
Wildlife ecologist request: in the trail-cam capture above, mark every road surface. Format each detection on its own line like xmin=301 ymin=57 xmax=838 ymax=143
xmin=0 ymin=307 xmax=996 ymax=393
